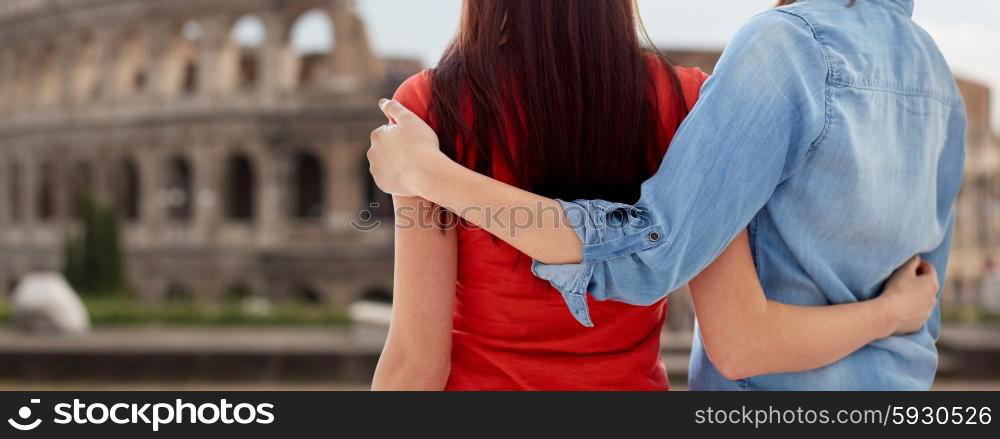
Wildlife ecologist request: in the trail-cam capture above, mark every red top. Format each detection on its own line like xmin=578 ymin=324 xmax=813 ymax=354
xmin=393 ymin=60 xmax=708 ymax=391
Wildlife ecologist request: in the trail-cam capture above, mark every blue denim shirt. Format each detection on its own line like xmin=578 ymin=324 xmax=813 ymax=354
xmin=532 ymin=0 xmax=966 ymax=390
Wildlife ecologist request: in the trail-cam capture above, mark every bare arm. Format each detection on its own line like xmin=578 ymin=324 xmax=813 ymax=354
xmin=417 ymin=155 xmax=582 ymax=264
xmin=369 ymin=100 xmax=583 ymax=265
xmin=371 ymin=196 xmax=458 ymax=391
xmin=690 ymin=232 xmax=939 ymax=381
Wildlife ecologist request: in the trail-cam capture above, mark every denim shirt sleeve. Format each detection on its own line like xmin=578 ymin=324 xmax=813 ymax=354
xmin=532 ymin=10 xmax=830 ymax=327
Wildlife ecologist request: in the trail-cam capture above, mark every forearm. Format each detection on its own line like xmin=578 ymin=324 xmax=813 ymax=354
xmin=372 ymin=196 xmax=457 ymax=391
xmin=698 ymin=299 xmax=894 ymax=380
xmin=690 ymin=233 xmax=896 ymax=380
xmin=372 ymin=335 xmax=451 ymax=391
xmin=413 ymin=153 xmax=583 ymax=265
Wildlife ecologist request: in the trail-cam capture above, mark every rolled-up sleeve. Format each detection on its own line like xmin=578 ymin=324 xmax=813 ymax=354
xmin=532 ymin=10 xmax=830 ymax=326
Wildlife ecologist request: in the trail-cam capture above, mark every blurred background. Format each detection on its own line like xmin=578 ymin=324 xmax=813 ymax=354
xmin=0 ymin=0 xmax=997 ymax=391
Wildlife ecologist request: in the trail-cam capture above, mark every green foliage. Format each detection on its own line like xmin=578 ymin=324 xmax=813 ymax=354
xmin=63 ymin=197 xmax=126 ymax=297
xmin=941 ymin=306 xmax=1000 ymax=324
xmin=86 ymin=298 xmax=350 ymax=327
xmin=0 ymin=297 xmax=349 ymax=327
xmin=0 ymin=296 xmax=350 ymax=328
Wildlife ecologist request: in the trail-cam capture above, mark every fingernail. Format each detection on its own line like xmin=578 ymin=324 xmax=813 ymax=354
xmin=379 ymin=98 xmax=389 ymax=107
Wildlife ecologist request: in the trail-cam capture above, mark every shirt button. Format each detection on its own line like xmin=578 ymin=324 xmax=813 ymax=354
xmin=648 ymin=231 xmax=661 ymax=243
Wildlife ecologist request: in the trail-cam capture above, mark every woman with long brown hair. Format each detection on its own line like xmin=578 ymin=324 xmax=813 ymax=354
xmin=371 ymin=0 xmax=938 ymax=390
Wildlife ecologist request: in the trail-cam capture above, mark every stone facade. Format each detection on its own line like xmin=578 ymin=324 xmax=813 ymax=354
xmin=951 ymin=78 xmax=1000 ymax=307
xmin=0 ymin=0 xmax=406 ymax=306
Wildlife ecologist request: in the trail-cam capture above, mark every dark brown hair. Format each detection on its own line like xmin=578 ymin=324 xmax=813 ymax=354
xmin=427 ymin=0 xmax=687 ymax=203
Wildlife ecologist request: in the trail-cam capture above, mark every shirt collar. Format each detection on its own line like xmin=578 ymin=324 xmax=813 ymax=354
xmin=880 ymin=0 xmax=915 ymax=16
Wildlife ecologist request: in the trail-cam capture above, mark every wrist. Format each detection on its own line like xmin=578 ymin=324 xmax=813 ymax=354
xmin=408 ymin=149 xmax=449 ymax=199
xmin=872 ymin=294 xmax=901 ymax=339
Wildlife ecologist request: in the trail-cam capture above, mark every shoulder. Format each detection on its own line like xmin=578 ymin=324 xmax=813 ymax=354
xmin=731 ymin=9 xmax=822 ymax=55
xmin=747 ymin=8 xmax=816 ymax=33
xmin=715 ymin=9 xmax=828 ymax=84
xmin=675 ymin=66 xmax=709 ymax=90
xmin=673 ymin=65 xmax=709 ymax=107
xmin=645 ymin=54 xmax=709 ymax=103
xmin=392 ymin=69 xmax=433 ymax=121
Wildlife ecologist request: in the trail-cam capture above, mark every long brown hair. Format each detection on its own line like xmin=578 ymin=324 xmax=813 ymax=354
xmin=427 ymin=0 xmax=687 ymax=203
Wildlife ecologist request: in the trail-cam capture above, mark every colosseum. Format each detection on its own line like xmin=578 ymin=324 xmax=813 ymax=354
xmin=1 ymin=1 xmax=997 ymax=314
xmin=0 ymin=0 xmax=413 ymax=306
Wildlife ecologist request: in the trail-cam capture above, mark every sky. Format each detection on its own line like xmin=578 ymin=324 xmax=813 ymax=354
xmin=347 ymin=0 xmax=1000 ymax=133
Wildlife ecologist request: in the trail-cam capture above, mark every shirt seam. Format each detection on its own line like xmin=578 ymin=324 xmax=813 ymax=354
xmin=582 ymin=226 xmax=666 ymax=263
xmin=749 ymin=216 xmax=761 ymax=270
xmin=827 ymin=80 xmax=964 ymax=108
xmin=774 ymin=9 xmax=834 ymax=155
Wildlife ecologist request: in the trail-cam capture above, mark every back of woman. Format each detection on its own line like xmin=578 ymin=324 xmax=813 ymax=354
xmin=385 ymin=0 xmax=707 ymax=391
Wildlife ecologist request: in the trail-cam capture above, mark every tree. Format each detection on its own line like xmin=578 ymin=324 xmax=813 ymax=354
xmin=63 ymin=197 xmax=126 ymax=296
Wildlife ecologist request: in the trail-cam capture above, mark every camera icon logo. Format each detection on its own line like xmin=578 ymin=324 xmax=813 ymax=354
xmin=7 ymin=399 xmax=42 ymax=431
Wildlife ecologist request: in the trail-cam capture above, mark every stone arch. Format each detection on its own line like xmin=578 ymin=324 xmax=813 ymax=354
xmin=116 ymin=28 xmax=149 ymax=95
xmin=0 ymin=50 xmax=10 ymax=110
xmin=225 ymin=283 xmax=254 ymax=302
xmin=12 ymin=49 xmax=32 ymax=107
xmin=291 ymin=284 xmax=323 ymax=304
xmin=290 ymin=150 xmax=325 ymax=219
xmin=112 ymin=158 xmax=141 ymax=221
xmin=224 ymin=153 xmax=256 ymax=222
xmin=67 ymin=161 xmax=92 ymax=220
xmin=164 ymin=19 xmax=203 ymax=96
xmin=37 ymin=161 xmax=55 ymax=222
xmin=165 ymin=282 xmax=193 ymax=302
xmin=359 ymin=286 xmax=393 ymax=304
xmin=361 ymin=152 xmax=393 ymax=218
xmin=229 ymin=14 xmax=266 ymax=91
xmin=290 ymin=8 xmax=335 ymax=88
xmin=73 ymin=32 xmax=101 ymax=102
xmin=37 ymin=44 xmax=61 ymax=106
xmin=164 ymin=156 xmax=194 ymax=222
xmin=8 ymin=160 xmax=21 ymax=223
xmin=6 ymin=274 xmax=20 ymax=298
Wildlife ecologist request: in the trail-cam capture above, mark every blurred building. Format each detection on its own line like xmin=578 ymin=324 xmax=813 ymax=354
xmin=0 ymin=6 xmax=995 ymax=317
xmin=0 ymin=0 xmax=421 ymax=306
xmin=661 ymin=50 xmax=1000 ymax=327
xmin=952 ymin=79 xmax=1000 ymax=308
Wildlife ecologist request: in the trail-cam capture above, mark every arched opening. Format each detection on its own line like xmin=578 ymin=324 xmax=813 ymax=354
xmin=168 ymin=20 xmax=202 ymax=96
xmin=117 ymin=29 xmax=148 ymax=94
xmin=165 ymin=283 xmax=193 ymax=302
xmin=68 ymin=161 xmax=92 ymax=220
xmin=292 ymin=285 xmax=322 ymax=304
xmin=230 ymin=15 xmax=265 ymax=90
xmin=74 ymin=32 xmax=101 ymax=101
xmin=225 ymin=284 xmax=253 ymax=303
xmin=291 ymin=152 xmax=324 ymax=219
xmin=164 ymin=157 xmax=193 ymax=222
xmin=37 ymin=161 xmax=54 ymax=221
xmin=6 ymin=276 xmax=20 ymax=298
xmin=8 ymin=161 xmax=21 ymax=223
xmin=360 ymin=287 xmax=393 ymax=305
xmin=13 ymin=50 xmax=34 ymax=106
xmin=362 ymin=154 xmax=393 ymax=218
xmin=224 ymin=154 xmax=256 ymax=222
xmin=114 ymin=159 xmax=141 ymax=221
xmin=290 ymin=9 xmax=335 ymax=88
xmin=37 ymin=45 xmax=61 ymax=106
